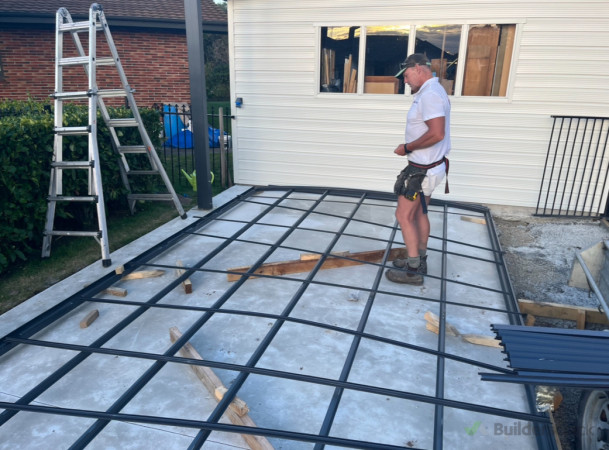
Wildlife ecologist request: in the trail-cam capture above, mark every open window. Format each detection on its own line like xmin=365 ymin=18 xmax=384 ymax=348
xmin=414 ymin=25 xmax=461 ymax=96
xmin=462 ymin=24 xmax=516 ymax=96
xmin=320 ymin=26 xmax=360 ymax=93
xmin=363 ymin=26 xmax=409 ymax=94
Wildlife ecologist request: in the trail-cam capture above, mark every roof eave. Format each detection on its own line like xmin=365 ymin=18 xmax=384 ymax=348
xmin=0 ymin=14 xmax=227 ymax=33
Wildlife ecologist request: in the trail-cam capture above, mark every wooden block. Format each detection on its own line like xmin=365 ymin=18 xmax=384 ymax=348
xmin=525 ymin=314 xmax=536 ymax=327
xmin=553 ymin=391 xmax=563 ymax=411
xmin=576 ymin=309 xmax=586 ymax=330
xmin=169 ymin=328 xmax=274 ymax=450
xmin=227 ymin=247 xmax=407 ymax=282
xmin=518 ymin=299 xmax=609 ymax=327
xmin=102 ymin=287 xmax=127 ymax=297
xmin=460 ymin=215 xmax=487 ymax=225
xmin=80 ymin=309 xmax=99 ymax=328
xmin=115 ymin=265 xmax=125 ymax=275
xmin=175 ymin=260 xmax=193 ymax=294
xmin=121 ymin=269 xmax=165 ymax=281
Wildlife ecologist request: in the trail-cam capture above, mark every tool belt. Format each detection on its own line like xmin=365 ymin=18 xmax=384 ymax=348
xmin=393 ymin=156 xmax=449 ymax=200
xmin=394 ymin=165 xmax=426 ymax=200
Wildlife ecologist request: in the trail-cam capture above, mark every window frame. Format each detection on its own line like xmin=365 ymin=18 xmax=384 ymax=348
xmin=315 ymin=20 xmax=523 ymax=100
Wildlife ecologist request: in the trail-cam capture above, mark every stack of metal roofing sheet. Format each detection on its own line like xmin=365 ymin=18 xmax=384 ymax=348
xmin=480 ymin=324 xmax=609 ymax=388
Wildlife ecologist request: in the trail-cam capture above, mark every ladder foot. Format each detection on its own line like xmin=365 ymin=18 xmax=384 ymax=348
xmin=102 ymin=258 xmax=112 ymax=267
xmin=180 ymin=213 xmax=188 ymax=220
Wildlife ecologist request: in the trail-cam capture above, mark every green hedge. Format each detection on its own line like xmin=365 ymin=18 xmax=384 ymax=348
xmin=0 ymin=100 xmax=163 ymax=273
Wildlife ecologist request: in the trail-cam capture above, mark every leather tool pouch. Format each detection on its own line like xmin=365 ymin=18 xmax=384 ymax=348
xmin=393 ymin=164 xmax=427 ymax=200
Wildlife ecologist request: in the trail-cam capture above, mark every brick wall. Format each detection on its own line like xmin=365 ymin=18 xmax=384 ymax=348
xmin=0 ymin=26 xmax=192 ymax=107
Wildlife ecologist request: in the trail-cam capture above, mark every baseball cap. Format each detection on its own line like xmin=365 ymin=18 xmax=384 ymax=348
xmin=394 ymin=53 xmax=431 ymax=78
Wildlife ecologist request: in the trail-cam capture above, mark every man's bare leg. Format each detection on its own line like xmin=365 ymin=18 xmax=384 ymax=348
xmin=386 ymin=196 xmax=426 ymax=285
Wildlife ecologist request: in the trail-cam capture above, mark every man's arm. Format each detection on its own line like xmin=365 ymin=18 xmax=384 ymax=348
xmin=394 ymin=116 xmax=445 ymax=155
xmin=407 ymin=116 xmax=445 ymax=151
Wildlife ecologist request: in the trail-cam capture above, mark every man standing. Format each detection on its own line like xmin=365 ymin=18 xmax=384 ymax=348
xmin=385 ymin=53 xmax=451 ymax=286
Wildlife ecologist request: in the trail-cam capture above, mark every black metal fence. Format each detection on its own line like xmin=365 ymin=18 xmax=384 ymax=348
xmin=153 ymin=103 xmax=233 ymax=193
xmin=536 ymin=115 xmax=609 ymax=218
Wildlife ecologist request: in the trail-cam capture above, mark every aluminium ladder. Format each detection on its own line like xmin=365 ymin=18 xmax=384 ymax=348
xmin=42 ymin=3 xmax=186 ymax=267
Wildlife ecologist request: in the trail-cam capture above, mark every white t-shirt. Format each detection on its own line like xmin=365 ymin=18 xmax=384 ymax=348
xmin=405 ymin=77 xmax=451 ymax=166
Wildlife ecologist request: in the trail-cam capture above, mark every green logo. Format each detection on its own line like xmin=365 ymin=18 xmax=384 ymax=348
xmin=465 ymin=421 xmax=481 ymax=436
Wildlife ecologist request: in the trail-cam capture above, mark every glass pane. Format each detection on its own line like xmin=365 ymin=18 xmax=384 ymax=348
xmin=320 ymin=26 xmax=361 ymax=93
xmin=414 ymin=25 xmax=462 ymax=95
xmin=463 ymin=24 xmax=516 ymax=96
xmin=363 ymin=25 xmax=409 ymax=95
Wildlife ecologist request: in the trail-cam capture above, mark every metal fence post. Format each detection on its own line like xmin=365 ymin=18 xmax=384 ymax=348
xmin=184 ymin=0 xmax=213 ymax=209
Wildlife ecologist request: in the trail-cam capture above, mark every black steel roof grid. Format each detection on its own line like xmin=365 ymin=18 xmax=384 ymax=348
xmin=0 ymin=186 xmax=557 ymax=449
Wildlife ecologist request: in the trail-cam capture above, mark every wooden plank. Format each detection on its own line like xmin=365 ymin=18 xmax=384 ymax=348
xmin=101 ymin=287 xmax=127 ymax=297
xmin=423 ymin=311 xmax=459 ymax=337
xmin=424 ymin=311 xmax=500 ymax=347
xmin=576 ymin=309 xmax=586 ymax=330
xmin=426 ymin=322 xmax=455 ymax=336
xmin=460 ymin=215 xmax=487 ymax=225
xmin=461 ymin=334 xmax=502 ymax=348
xmin=463 ymin=25 xmax=500 ymax=96
xmin=497 ymin=24 xmax=516 ymax=96
xmin=299 ymin=251 xmax=350 ymax=261
xmin=518 ymin=299 xmax=609 ymax=326
xmin=426 ymin=323 xmax=501 ymax=348
xmin=343 ymin=55 xmax=352 ymax=93
xmin=175 ymin=260 xmax=193 ymax=294
xmin=80 ymin=309 xmax=99 ymax=329
xmin=348 ymin=68 xmax=357 ymax=93
xmin=121 ymin=269 xmax=165 ymax=281
xmin=169 ymin=327 xmax=274 ymax=450
xmin=227 ymin=247 xmax=407 ymax=282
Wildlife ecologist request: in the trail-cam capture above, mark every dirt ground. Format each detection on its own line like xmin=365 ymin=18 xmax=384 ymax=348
xmin=491 ymin=209 xmax=609 ymax=450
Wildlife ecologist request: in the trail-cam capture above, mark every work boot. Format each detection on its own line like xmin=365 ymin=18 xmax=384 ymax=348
xmin=393 ymin=255 xmax=427 ymax=274
xmin=385 ymin=264 xmax=424 ymax=286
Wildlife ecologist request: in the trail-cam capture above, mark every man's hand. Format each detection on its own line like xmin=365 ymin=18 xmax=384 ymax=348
xmin=394 ymin=143 xmax=407 ymax=156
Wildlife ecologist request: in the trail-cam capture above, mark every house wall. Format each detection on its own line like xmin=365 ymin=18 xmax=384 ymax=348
xmin=227 ymin=0 xmax=609 ymax=208
xmin=0 ymin=26 xmax=191 ymax=107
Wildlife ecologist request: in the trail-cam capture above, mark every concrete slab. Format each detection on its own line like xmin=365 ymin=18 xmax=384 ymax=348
xmin=0 ymin=186 xmax=556 ymax=449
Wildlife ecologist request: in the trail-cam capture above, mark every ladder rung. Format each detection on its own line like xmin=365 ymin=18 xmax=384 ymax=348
xmin=51 ymin=161 xmax=93 ymax=169
xmin=107 ymin=118 xmax=138 ymax=127
xmin=59 ymin=56 xmax=90 ymax=66
xmin=48 ymin=195 xmax=98 ymax=202
xmin=118 ymin=145 xmax=148 ymax=154
xmin=59 ymin=56 xmax=114 ymax=67
xmin=58 ymin=21 xmax=103 ymax=33
xmin=128 ymin=170 xmax=160 ymax=175
xmin=98 ymin=89 xmax=128 ymax=98
xmin=52 ymin=91 xmax=91 ymax=100
xmin=44 ymin=230 xmax=101 ymax=238
xmin=54 ymin=126 xmax=90 ymax=135
xmin=96 ymin=57 xmax=116 ymax=66
xmin=128 ymin=194 xmax=174 ymax=201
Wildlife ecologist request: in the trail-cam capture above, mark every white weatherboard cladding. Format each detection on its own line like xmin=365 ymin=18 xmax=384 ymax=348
xmin=228 ymin=0 xmax=609 ymax=208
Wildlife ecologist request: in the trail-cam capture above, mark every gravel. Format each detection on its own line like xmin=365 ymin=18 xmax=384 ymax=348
xmin=491 ymin=209 xmax=609 ymax=450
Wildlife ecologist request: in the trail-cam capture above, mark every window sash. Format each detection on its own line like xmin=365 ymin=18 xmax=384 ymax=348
xmin=318 ymin=22 xmax=518 ymax=98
